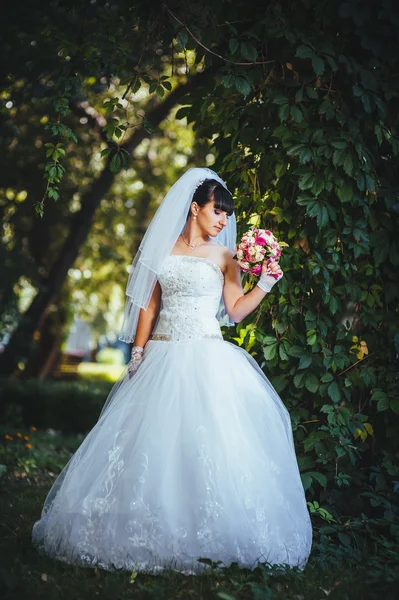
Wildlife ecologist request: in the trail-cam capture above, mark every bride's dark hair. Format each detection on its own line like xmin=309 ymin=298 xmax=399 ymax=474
xmin=191 ymin=178 xmax=234 ymax=216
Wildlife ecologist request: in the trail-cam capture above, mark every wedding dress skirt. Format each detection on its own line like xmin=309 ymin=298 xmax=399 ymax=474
xmin=32 ymin=255 xmax=312 ymax=572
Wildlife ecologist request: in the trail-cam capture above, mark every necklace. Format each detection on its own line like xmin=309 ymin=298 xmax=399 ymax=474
xmin=180 ymin=234 xmax=210 ymax=250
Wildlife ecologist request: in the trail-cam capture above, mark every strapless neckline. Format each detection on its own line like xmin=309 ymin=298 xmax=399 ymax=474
xmin=168 ymin=254 xmax=224 ymax=282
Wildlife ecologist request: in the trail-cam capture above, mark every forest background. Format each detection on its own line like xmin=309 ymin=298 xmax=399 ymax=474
xmin=0 ymin=0 xmax=398 ymax=598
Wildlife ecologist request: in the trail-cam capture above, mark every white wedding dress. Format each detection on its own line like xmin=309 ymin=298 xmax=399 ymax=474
xmin=32 ymin=254 xmax=312 ymax=572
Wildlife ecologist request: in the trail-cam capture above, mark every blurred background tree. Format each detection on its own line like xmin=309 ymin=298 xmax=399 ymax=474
xmin=0 ymin=0 xmax=212 ymax=376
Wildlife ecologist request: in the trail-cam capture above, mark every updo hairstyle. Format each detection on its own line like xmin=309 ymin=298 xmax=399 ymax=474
xmin=189 ymin=178 xmax=234 ymax=218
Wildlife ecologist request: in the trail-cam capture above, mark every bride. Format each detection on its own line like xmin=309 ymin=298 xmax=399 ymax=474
xmin=32 ymin=167 xmax=312 ymax=573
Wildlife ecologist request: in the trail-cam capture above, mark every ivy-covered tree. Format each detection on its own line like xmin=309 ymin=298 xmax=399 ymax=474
xmin=173 ymin=0 xmax=399 ymax=553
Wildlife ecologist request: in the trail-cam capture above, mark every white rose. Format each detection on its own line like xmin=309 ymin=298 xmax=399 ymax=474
xmin=237 ymin=249 xmax=244 ymax=259
xmin=248 ymin=246 xmax=256 ymax=255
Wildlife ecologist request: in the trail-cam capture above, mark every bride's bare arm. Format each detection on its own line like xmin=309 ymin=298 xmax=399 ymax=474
xmin=222 ymin=251 xmax=281 ymax=323
xmin=133 ymin=281 xmax=162 ymax=347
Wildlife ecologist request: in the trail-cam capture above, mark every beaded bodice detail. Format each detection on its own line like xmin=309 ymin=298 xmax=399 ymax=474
xmin=152 ymin=255 xmax=224 ymax=341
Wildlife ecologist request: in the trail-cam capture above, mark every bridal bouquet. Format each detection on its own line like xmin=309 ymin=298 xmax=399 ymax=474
xmin=236 ymin=228 xmax=288 ymax=278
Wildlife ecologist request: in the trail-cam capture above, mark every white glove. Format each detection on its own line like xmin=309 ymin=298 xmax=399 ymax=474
xmin=128 ymin=346 xmax=144 ymax=377
xmin=257 ymin=270 xmax=284 ymax=293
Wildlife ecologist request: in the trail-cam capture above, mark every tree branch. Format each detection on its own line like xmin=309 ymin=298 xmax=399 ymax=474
xmin=164 ymin=4 xmax=274 ymax=67
xmin=122 ymin=68 xmax=213 ymax=155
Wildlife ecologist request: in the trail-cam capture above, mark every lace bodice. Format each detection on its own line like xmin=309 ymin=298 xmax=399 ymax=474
xmin=151 ymin=255 xmax=224 ymax=341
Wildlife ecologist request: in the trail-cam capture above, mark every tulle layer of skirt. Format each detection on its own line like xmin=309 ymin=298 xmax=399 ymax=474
xmin=32 ymin=339 xmax=312 ymax=573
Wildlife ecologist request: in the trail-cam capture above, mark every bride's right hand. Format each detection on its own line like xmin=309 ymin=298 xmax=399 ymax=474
xmin=261 ymin=257 xmax=283 ymax=279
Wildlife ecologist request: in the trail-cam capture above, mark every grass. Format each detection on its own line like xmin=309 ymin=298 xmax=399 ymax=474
xmin=1 ymin=484 xmax=398 ymax=600
xmin=76 ymin=362 xmax=125 ymax=383
xmin=1 ymin=428 xmax=399 ymax=599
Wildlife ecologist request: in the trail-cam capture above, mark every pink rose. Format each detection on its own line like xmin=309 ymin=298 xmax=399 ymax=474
xmin=255 ymin=235 xmax=267 ymax=246
xmin=252 ymin=264 xmax=262 ymax=276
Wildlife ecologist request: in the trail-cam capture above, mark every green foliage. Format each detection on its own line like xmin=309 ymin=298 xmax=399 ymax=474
xmin=182 ymin=2 xmax=399 ymax=532
xmin=0 ymin=379 xmax=112 ymax=434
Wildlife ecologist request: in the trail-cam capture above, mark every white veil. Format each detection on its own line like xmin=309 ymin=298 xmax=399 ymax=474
xmin=118 ymin=167 xmax=237 ymax=343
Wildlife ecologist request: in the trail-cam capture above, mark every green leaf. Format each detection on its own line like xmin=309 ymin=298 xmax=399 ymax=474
xmin=338 ymin=533 xmax=352 ymax=547
xmin=372 ymin=389 xmax=390 ymax=412
xmin=176 ymin=29 xmax=188 ymax=49
xmin=301 ymin=472 xmax=313 ymax=491
xmin=298 ymin=172 xmax=315 ymax=191
xmin=235 ymin=76 xmax=251 ymax=97
xmin=328 ymin=380 xmax=341 ymax=403
xmin=295 ymin=88 xmax=304 ymax=103
xmin=229 ymin=38 xmax=239 ymax=54
xmin=343 ymin=152 xmax=354 ymax=176
xmin=306 ymin=86 xmax=318 ymax=99
xmin=263 ymin=335 xmax=277 ymax=345
xmin=305 ymin=375 xmax=319 ymax=393
xmin=299 ymin=354 xmax=312 ymax=369
xmin=109 ymin=153 xmax=121 ymax=173
xmin=263 ymin=343 xmax=277 ymax=361
xmin=149 ymin=81 xmax=158 ymax=94
xmin=309 ymin=471 xmax=328 ymax=488
xmin=275 ymin=162 xmax=286 ymax=177
xmin=296 ymin=45 xmax=314 ymax=59
xmin=337 ymin=181 xmax=353 ymax=203
xmin=374 ymin=124 xmax=383 ymax=145
xmin=156 ymin=85 xmax=165 ymax=99
xmin=279 ymin=343 xmax=289 ymax=361
xmin=240 ymin=41 xmax=258 ymax=62
xmin=218 ymin=593 xmax=236 ymax=600
xmin=132 ymin=79 xmax=141 ymax=94
xmin=307 ymin=334 xmax=317 ymax=346
xmin=287 ymin=345 xmax=306 ymax=358
xmin=294 ymin=372 xmax=305 ymax=388
xmin=143 ymin=118 xmax=156 ymax=133
xmin=329 ymin=295 xmax=339 ymax=315
xmin=273 ymin=93 xmax=289 ymax=106
xmin=333 ymin=149 xmax=345 ymax=168
xmin=290 ymin=105 xmax=303 ymax=123
xmin=270 ymin=374 xmax=289 ymax=393
xmin=321 ymin=372 xmax=334 ymax=383
xmin=312 ymin=55 xmax=325 ymax=76
xmin=278 ymin=103 xmax=290 ymax=122
xmin=331 ymin=140 xmax=348 ymax=150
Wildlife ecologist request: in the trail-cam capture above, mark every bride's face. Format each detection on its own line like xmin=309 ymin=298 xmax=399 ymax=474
xmin=194 ymin=199 xmax=229 ymax=237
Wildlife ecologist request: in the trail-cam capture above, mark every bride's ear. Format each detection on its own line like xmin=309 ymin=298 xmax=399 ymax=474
xmin=191 ymin=201 xmax=199 ymax=218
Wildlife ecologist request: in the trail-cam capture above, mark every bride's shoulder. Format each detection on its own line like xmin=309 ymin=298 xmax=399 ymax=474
xmin=214 ymin=243 xmax=235 ymax=259
xmin=209 ymin=244 xmax=235 ymax=270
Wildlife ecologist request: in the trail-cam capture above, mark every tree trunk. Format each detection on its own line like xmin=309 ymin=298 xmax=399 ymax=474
xmin=0 ymin=71 xmax=212 ymax=377
xmin=22 ymin=295 xmax=68 ymax=379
